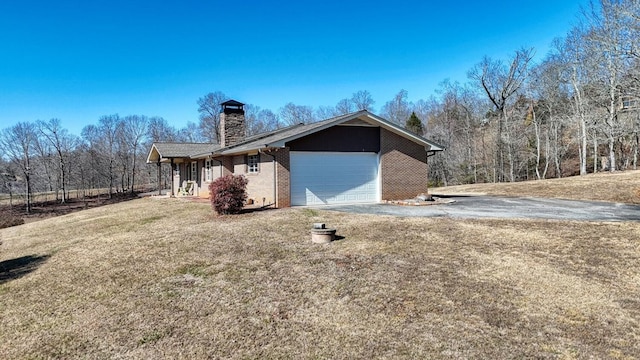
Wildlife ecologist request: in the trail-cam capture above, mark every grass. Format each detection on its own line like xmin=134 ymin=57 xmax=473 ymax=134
xmin=432 ymin=170 xmax=640 ymax=204
xmin=1 ymin=172 xmax=640 ymax=358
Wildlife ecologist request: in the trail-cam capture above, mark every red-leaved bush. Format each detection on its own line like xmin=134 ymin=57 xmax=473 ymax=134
xmin=208 ymin=174 xmax=248 ymax=215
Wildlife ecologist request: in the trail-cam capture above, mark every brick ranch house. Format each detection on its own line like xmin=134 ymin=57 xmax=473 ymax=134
xmin=146 ymin=100 xmax=444 ymax=207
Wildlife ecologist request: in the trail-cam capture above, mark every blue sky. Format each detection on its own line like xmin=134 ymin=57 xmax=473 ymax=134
xmin=0 ymin=0 xmax=587 ymax=135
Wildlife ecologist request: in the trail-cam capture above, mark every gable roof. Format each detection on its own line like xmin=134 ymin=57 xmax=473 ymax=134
xmin=146 ymin=142 xmax=219 ymax=163
xmin=195 ymin=110 xmax=444 ymax=157
xmin=148 ymin=110 xmax=445 ymax=163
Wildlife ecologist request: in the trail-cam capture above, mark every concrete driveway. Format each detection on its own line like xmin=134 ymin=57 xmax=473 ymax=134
xmin=321 ymin=195 xmax=640 ymax=221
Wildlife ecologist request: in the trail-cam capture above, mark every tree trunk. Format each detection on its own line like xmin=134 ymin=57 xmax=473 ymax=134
xmin=534 ymin=117 xmax=542 ymax=180
xmin=59 ymin=152 xmax=67 ymax=204
xmin=553 ymin=122 xmax=562 ymax=178
xmin=593 ymin=135 xmax=599 ymax=173
xmin=634 ymin=132 xmax=639 ymax=170
xmin=25 ymin=172 xmax=31 ymax=214
xmin=608 ymin=133 xmax=616 ymax=172
xmin=543 ymin=129 xmax=550 ymax=179
xmin=580 ymin=114 xmax=588 ymax=175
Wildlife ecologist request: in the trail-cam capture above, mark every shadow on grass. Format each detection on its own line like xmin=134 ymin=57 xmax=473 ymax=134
xmin=431 ymin=194 xmax=474 ymax=198
xmin=333 ymin=235 xmax=346 ymax=242
xmin=0 ymin=254 xmax=50 ymax=285
xmin=240 ymin=205 xmax=276 ymax=214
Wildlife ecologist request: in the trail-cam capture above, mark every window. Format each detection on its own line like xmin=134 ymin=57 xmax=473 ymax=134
xmin=205 ymin=160 xmax=213 ymax=182
xmin=190 ymin=161 xmax=197 ymax=181
xmin=622 ymin=97 xmax=638 ymax=110
xmin=247 ymin=154 xmax=259 ymax=173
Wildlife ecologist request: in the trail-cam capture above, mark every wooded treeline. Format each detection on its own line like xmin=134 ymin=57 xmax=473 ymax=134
xmin=416 ymin=0 xmax=640 ymax=186
xmin=1 ymin=0 xmax=639 ymax=212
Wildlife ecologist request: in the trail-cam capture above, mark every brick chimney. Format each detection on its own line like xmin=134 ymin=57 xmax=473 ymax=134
xmin=219 ymin=100 xmax=246 ymax=147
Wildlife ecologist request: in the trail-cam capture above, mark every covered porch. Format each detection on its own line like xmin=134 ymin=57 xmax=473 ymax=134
xmin=146 ymin=142 xmax=219 ymax=198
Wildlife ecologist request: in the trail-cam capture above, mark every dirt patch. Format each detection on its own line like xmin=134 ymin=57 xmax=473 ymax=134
xmin=0 ymin=193 xmax=140 ymax=225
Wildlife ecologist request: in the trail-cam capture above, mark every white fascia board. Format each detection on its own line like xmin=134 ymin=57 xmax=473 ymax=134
xmin=190 ymin=152 xmax=213 ymax=160
xmin=362 ymin=113 xmax=445 ymax=151
xmin=146 ymin=144 xmax=160 ymax=163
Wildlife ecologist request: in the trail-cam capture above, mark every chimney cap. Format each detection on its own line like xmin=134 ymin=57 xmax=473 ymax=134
xmin=221 ymin=99 xmax=244 ymax=107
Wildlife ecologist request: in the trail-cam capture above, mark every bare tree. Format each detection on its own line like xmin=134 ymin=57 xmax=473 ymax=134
xmin=245 ymin=105 xmax=281 ymax=135
xmin=279 ymin=103 xmax=315 ymax=125
xmin=380 ymin=89 xmax=412 ymax=125
xmin=584 ymin=0 xmax=635 ymax=172
xmin=555 ymin=27 xmax=593 ymax=175
xmin=335 ymin=98 xmax=355 ymax=115
xmin=148 ymin=116 xmax=179 ymax=142
xmin=0 ymin=122 xmax=37 ymax=213
xmin=197 ymin=91 xmax=228 ymax=143
xmin=178 ymin=121 xmax=205 ymax=142
xmin=315 ymin=105 xmax=339 ymax=120
xmin=0 ymin=158 xmax=18 ymax=208
xmin=351 ymin=90 xmax=375 ymax=111
xmin=32 ymin=126 xmax=56 ymax=194
xmin=425 ymin=80 xmax=487 ymax=186
xmin=37 ymin=118 xmax=78 ymax=203
xmin=468 ymin=48 xmax=534 ymax=182
xmin=121 ymin=115 xmax=148 ymax=194
xmin=244 ymin=104 xmax=261 ymax=137
xmin=257 ymin=109 xmax=280 ymax=131
xmin=82 ymin=115 xmax=120 ymax=198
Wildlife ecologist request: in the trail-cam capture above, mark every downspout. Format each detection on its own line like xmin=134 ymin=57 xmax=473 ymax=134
xmin=260 ymin=147 xmax=277 ymax=208
xmin=426 ymin=147 xmax=444 ymax=189
xmin=426 ymin=148 xmax=438 ymax=191
xmin=210 ymin=156 xmax=223 ymax=178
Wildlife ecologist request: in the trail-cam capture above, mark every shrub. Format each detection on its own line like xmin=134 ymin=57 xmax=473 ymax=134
xmin=208 ymin=174 xmax=248 ymax=215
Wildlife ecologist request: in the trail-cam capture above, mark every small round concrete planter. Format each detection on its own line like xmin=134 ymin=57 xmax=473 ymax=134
xmin=311 ymin=228 xmax=336 ymax=244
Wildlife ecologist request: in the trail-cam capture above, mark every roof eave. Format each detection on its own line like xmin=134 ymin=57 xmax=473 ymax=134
xmin=362 ymin=112 xmax=445 ymax=150
xmin=219 ymin=110 xmax=446 ymax=153
xmin=174 ymin=110 xmax=445 ymax=157
xmin=262 ymin=110 xmax=371 ymax=149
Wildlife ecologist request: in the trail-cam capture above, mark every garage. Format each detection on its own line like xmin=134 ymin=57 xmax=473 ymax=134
xmin=290 ymin=151 xmax=379 ymax=206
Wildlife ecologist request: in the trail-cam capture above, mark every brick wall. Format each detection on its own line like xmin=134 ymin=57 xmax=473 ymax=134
xmin=221 ymin=157 xmax=234 ymax=176
xmin=380 ymin=128 xmax=428 ymax=200
xmin=243 ymin=153 xmax=277 ymax=207
xmin=205 ymin=152 xmax=290 ymax=208
xmin=273 ymin=148 xmax=291 ymax=208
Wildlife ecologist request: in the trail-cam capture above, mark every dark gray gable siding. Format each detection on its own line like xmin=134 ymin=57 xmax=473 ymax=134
xmin=286 ymin=126 xmax=380 ymax=152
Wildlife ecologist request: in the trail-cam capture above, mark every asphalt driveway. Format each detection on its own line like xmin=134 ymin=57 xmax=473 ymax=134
xmin=321 ymin=195 xmax=640 ymax=221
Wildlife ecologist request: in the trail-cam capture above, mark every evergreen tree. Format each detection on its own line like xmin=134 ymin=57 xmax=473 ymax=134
xmin=405 ymin=112 xmax=423 ymax=135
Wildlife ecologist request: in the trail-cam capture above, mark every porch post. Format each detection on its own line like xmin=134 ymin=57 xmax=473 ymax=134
xmin=157 ymin=160 xmax=162 ymax=196
xmin=170 ymin=158 xmax=175 ymax=198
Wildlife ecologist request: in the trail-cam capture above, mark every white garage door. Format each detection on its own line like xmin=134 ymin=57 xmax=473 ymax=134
xmin=290 ymin=151 xmax=379 ymax=206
